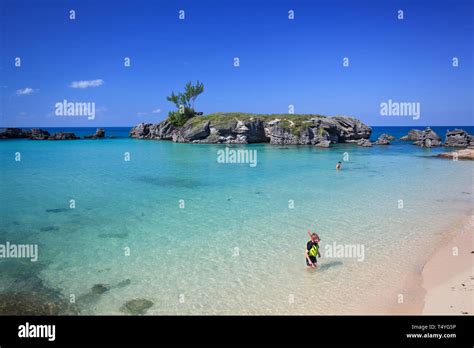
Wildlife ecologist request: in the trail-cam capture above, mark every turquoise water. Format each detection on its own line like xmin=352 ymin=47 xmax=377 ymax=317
xmin=0 ymin=127 xmax=472 ymax=314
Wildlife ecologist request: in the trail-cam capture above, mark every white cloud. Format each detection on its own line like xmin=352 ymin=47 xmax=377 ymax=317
xmin=152 ymin=108 xmax=161 ymax=114
xmin=69 ymin=79 xmax=104 ymax=89
xmin=16 ymin=87 xmax=37 ymax=95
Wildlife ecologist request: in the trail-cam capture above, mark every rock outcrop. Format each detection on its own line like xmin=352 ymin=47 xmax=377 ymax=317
xmin=400 ymin=129 xmax=423 ymax=141
xmin=356 ymin=138 xmax=372 ymax=147
xmin=444 ymin=129 xmax=471 ymax=147
xmin=375 ymin=133 xmax=393 ymax=145
xmin=85 ymin=128 xmax=105 ymax=139
xmin=0 ymin=128 xmax=79 ymax=140
xmin=129 ymin=120 xmax=176 ymax=140
xmin=413 ymin=127 xmax=442 ymax=147
xmin=30 ymin=128 xmax=50 ymax=140
xmin=48 ymin=132 xmax=79 ymax=140
xmin=437 ymin=148 xmax=474 ymax=160
xmin=0 ymin=128 xmax=29 ymax=139
xmin=400 ymin=128 xmax=442 ymax=147
xmin=130 ymin=113 xmax=372 ymax=147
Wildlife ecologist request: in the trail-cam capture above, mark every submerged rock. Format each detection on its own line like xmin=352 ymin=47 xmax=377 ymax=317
xmin=0 ymin=261 xmax=78 ymax=315
xmin=40 ymin=226 xmax=60 ymax=232
xmin=116 ymin=279 xmax=132 ymax=288
xmin=120 ymin=298 xmax=154 ymax=315
xmin=91 ymin=284 xmax=110 ymax=294
xmin=45 ymin=208 xmax=69 ymax=213
xmin=444 ymin=129 xmax=471 ymax=147
xmin=0 ymin=293 xmax=78 ymax=315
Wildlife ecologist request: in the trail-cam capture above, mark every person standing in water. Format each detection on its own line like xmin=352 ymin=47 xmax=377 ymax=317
xmin=336 ymin=161 xmax=342 ymax=170
xmin=305 ymin=232 xmax=321 ymax=268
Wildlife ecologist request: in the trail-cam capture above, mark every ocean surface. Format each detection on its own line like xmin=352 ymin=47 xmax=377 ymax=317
xmin=0 ymin=126 xmax=473 ymax=314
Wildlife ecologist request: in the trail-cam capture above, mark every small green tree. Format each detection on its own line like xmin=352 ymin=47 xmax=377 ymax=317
xmin=166 ymin=81 xmax=204 ymax=126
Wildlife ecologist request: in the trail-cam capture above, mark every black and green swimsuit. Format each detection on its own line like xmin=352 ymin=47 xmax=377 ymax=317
xmin=306 ymin=240 xmax=319 ymax=265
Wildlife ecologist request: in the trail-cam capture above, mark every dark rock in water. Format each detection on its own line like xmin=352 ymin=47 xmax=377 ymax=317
xmin=1 ymin=127 xmax=51 ymax=140
xmin=48 ymin=132 xmax=79 ymax=140
xmin=0 ymin=128 xmax=29 ymax=139
xmin=444 ymin=129 xmax=471 ymax=147
xmin=400 ymin=129 xmax=423 ymax=141
xmin=30 ymin=128 xmax=50 ymax=140
xmin=40 ymin=226 xmax=60 ymax=232
xmin=116 ymin=279 xmax=132 ymax=288
xmin=91 ymin=284 xmax=110 ymax=294
xmin=356 ymin=139 xmax=372 ymax=147
xmin=413 ymin=127 xmax=442 ymax=147
xmin=0 ymin=293 xmax=78 ymax=315
xmin=84 ymin=128 xmax=105 ymax=139
xmin=46 ymin=208 xmax=69 ymax=213
xmin=120 ymin=299 xmax=154 ymax=315
xmin=0 ymin=261 xmax=78 ymax=315
xmin=375 ymin=133 xmax=393 ymax=145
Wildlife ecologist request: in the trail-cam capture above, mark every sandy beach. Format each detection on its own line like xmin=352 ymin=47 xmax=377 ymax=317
xmin=421 ymin=216 xmax=473 ymax=315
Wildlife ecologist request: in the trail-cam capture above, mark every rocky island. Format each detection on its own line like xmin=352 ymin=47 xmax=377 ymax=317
xmin=129 ymin=113 xmax=372 ymax=147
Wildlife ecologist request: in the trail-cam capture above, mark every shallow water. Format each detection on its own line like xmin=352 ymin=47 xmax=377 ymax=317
xmin=0 ymin=127 xmax=472 ymax=314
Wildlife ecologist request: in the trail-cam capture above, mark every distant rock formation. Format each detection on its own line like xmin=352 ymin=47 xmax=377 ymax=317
xmin=1 ymin=128 xmax=83 ymax=140
xmin=375 ymin=133 xmax=393 ymax=145
xmin=400 ymin=129 xmax=423 ymax=141
xmin=413 ymin=127 xmax=442 ymax=147
xmin=444 ymin=129 xmax=472 ymax=147
xmin=84 ymin=128 xmax=105 ymax=139
xmin=401 ymin=127 xmax=441 ymax=147
xmin=0 ymin=128 xmax=29 ymax=139
xmin=30 ymin=128 xmax=50 ymax=140
xmin=130 ymin=113 xmax=372 ymax=147
xmin=48 ymin=132 xmax=80 ymax=140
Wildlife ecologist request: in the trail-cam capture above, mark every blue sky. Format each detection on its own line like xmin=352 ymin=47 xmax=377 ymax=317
xmin=1 ymin=0 xmax=472 ymax=127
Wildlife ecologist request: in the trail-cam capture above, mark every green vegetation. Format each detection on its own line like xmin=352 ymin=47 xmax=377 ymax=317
xmin=185 ymin=112 xmax=328 ymax=134
xmin=166 ymin=81 xmax=204 ymax=126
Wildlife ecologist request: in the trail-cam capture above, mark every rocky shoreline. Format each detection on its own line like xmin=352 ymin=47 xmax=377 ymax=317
xmin=0 ymin=128 xmax=106 ymax=140
xmin=1 ymin=115 xmax=472 ymax=154
xmin=128 ymin=113 xmax=473 ymax=150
